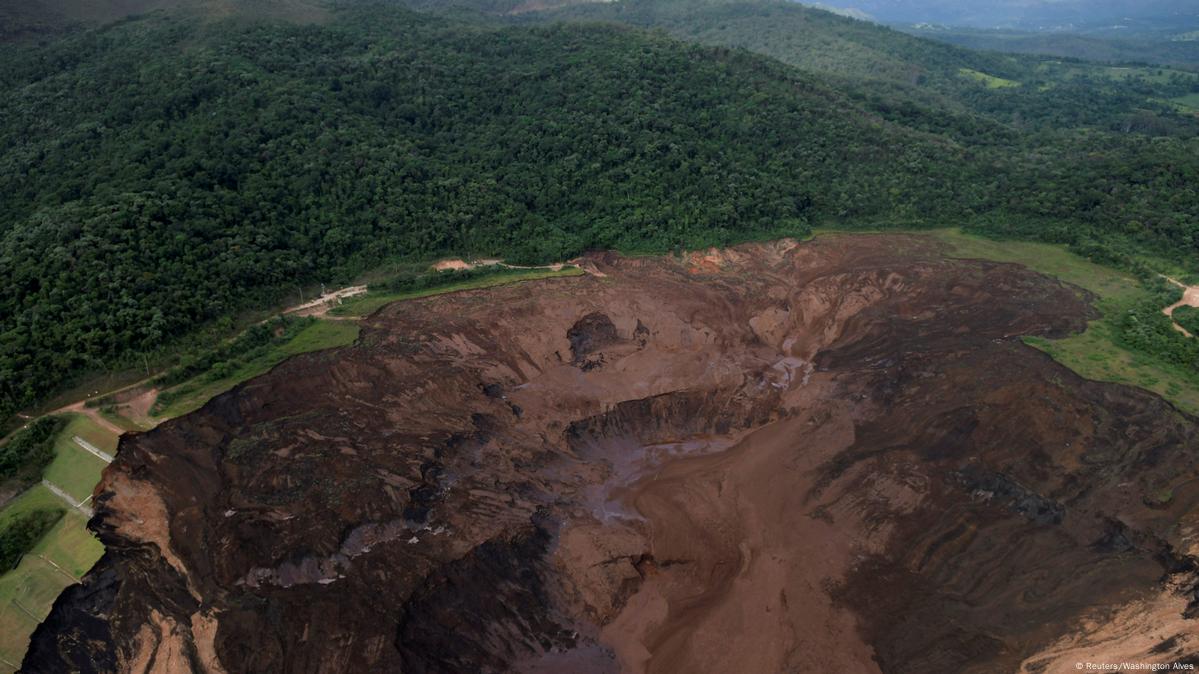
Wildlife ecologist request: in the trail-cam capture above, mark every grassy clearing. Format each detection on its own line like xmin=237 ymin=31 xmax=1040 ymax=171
xmin=0 ymin=556 xmax=71 ymax=618
xmin=57 ymin=414 xmax=116 ymax=455
xmin=1099 ymin=66 xmax=1185 ymax=84
xmin=41 ymin=447 xmax=106 ymax=505
xmin=0 ymin=603 xmax=38 ymax=672
xmin=40 ymin=414 xmax=115 ymax=504
xmin=331 ymin=267 xmax=586 ymax=318
xmin=958 ymin=67 xmax=1020 ymax=89
xmin=153 ymin=319 xmax=360 ymax=419
xmin=30 ymin=512 xmax=102 ymax=578
xmin=96 ymin=408 xmax=146 ymax=433
xmin=1172 ymin=93 xmax=1199 ymax=111
xmin=0 ymin=486 xmax=65 ymax=526
xmin=931 ymin=229 xmax=1199 ymax=414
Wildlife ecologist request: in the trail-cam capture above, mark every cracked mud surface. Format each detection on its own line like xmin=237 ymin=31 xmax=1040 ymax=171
xmin=24 ymin=235 xmax=1199 ymax=673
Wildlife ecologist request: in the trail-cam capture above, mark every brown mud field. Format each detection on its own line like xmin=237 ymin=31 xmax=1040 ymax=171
xmin=23 ymin=235 xmax=1199 ymax=673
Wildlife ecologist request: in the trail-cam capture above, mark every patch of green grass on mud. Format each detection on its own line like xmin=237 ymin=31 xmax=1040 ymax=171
xmin=153 ymin=319 xmax=360 ymax=420
xmin=330 ymin=266 xmax=586 ymax=318
xmin=931 ymin=229 xmax=1199 ymax=415
xmin=0 ymin=487 xmax=102 ymax=673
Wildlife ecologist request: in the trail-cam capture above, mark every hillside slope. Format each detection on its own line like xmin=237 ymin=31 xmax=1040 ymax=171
xmin=0 ymin=5 xmax=977 ymax=422
xmin=530 ymin=0 xmax=1199 ymax=133
xmin=904 ymin=26 xmax=1199 ymax=68
xmin=2 ymin=0 xmax=1198 ymax=424
xmin=0 ymin=0 xmax=329 ymax=40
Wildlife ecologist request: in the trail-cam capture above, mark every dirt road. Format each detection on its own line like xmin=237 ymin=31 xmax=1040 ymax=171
xmin=1162 ymin=275 xmax=1199 ymax=337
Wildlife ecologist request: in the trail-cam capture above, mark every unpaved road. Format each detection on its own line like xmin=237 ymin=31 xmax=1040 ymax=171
xmin=56 ymin=400 xmax=125 ymax=435
xmin=284 ymin=285 xmax=368 ymax=318
xmin=1162 ymin=275 xmax=1199 ymax=337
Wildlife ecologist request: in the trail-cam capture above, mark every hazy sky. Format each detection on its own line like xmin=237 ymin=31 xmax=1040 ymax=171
xmin=806 ymin=0 xmax=1199 ymax=29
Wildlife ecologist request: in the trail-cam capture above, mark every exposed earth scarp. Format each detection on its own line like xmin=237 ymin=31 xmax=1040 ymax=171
xmin=23 ymin=235 xmax=1199 ymax=674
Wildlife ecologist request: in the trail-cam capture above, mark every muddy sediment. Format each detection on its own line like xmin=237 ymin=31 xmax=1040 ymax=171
xmin=24 ymin=235 xmax=1199 ymax=673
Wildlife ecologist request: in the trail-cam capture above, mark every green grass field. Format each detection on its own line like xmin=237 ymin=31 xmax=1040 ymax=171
xmin=958 ymin=67 xmax=1020 ymax=89
xmin=931 ymin=229 xmax=1199 ymax=415
xmin=1172 ymin=93 xmax=1199 ymax=111
xmin=0 ymin=491 xmax=103 ymax=672
xmin=30 ymin=512 xmax=103 ymax=578
xmin=96 ymin=408 xmax=148 ymax=433
xmin=41 ymin=447 xmax=107 ymax=505
xmin=153 ymin=319 xmax=360 ymax=419
xmin=1098 ymin=66 xmax=1197 ymax=84
xmin=331 ymin=267 xmax=586 ymax=318
xmin=0 ymin=486 xmax=64 ymax=526
xmin=39 ymin=414 xmax=115 ymax=503
xmin=0 ymin=420 xmax=110 ymax=673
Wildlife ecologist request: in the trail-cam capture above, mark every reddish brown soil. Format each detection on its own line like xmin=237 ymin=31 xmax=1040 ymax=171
xmin=23 ymin=235 xmax=1199 ymax=673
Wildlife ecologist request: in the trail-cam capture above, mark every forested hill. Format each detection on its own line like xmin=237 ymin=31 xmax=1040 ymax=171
xmin=528 ymin=0 xmax=1199 ymax=134
xmin=902 ymin=27 xmax=1199 ymax=69
xmin=0 ymin=1 xmax=1197 ymax=424
xmin=0 ymin=5 xmax=972 ymax=421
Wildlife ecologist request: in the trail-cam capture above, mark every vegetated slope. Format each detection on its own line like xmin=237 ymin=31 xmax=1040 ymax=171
xmin=530 ymin=0 xmax=1199 ymax=133
xmin=0 ymin=5 xmax=974 ymax=423
xmin=517 ymin=2 xmax=1199 ymax=287
xmin=0 ymin=0 xmax=329 ymax=41
xmin=803 ymin=0 xmax=1199 ymax=30
xmin=3 ymin=0 xmax=1199 ymax=426
xmin=905 ymin=26 xmax=1199 ymax=69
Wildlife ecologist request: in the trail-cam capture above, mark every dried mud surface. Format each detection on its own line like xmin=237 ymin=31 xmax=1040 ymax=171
xmin=24 ymin=235 xmax=1199 ymax=674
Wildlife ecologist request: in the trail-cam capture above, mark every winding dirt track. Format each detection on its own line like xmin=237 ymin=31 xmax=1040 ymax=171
xmin=1163 ymin=276 xmax=1199 ymax=337
xmin=23 ymin=235 xmax=1199 ymax=674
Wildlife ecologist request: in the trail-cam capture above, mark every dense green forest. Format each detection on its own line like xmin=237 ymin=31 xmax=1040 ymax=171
xmin=0 ymin=417 xmax=65 ymax=487
xmin=902 ymin=26 xmax=1199 ymax=69
xmin=0 ymin=508 xmax=64 ymax=571
xmin=526 ymin=0 xmax=1199 ymax=133
xmin=1176 ymin=306 xmax=1199 ymax=337
xmin=1 ymin=0 xmax=1198 ymax=422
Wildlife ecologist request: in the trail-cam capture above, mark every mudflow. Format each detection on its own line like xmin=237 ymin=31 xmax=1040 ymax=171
xmin=23 ymin=235 xmax=1199 ymax=674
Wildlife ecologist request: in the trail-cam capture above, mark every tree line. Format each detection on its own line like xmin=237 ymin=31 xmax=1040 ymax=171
xmin=0 ymin=3 xmax=1197 ymax=422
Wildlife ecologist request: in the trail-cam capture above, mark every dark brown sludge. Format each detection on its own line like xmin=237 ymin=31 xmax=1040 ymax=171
xmin=24 ymin=235 xmax=1199 ymax=674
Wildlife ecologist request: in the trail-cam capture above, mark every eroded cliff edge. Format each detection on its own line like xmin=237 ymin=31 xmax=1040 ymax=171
xmin=24 ymin=235 xmax=1199 ymax=673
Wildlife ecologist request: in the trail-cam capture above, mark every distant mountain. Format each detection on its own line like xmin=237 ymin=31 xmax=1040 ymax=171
xmin=529 ymin=0 xmax=1199 ymax=136
xmin=799 ymin=2 xmax=871 ymax=21
xmin=0 ymin=0 xmax=328 ymax=41
xmin=905 ymin=25 xmax=1199 ymax=67
xmin=807 ymin=0 xmax=1199 ymax=32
